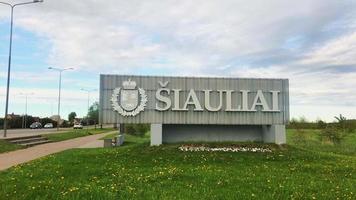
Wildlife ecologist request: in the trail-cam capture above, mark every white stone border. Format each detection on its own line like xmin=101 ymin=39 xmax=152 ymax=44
xmin=111 ymin=87 xmax=148 ymax=116
xmin=178 ymin=146 xmax=272 ymax=153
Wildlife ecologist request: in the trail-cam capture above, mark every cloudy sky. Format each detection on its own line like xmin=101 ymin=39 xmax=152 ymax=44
xmin=0 ymin=0 xmax=355 ymax=121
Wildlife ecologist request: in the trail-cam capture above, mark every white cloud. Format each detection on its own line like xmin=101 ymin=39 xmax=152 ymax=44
xmin=0 ymin=0 xmax=355 ymax=121
xmin=9 ymin=0 xmax=352 ymax=71
xmin=301 ymin=32 xmax=356 ymax=66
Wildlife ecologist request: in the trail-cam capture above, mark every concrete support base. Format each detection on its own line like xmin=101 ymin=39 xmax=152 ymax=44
xmin=262 ymin=125 xmax=286 ymax=144
xmin=150 ymin=124 xmax=286 ymax=145
xmin=150 ymin=124 xmax=162 ymax=146
xmin=162 ymin=124 xmax=262 ymax=143
xmin=119 ymin=123 xmax=124 ymax=134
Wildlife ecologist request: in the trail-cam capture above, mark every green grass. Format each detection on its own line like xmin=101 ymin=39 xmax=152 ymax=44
xmin=42 ymin=128 xmax=115 ymax=142
xmin=0 ymin=129 xmax=355 ymax=199
xmin=0 ymin=140 xmax=24 ymax=153
xmin=100 ymin=132 xmax=150 ymax=145
xmin=99 ymin=132 xmax=122 ymax=140
xmin=287 ymin=129 xmax=356 ymax=156
xmin=0 ymin=128 xmax=115 ymax=154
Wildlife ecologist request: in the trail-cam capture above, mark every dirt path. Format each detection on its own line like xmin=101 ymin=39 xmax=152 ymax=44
xmin=0 ymin=131 xmax=115 ymax=171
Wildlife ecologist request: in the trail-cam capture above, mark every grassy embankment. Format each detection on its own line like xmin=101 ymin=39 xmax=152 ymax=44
xmin=0 ymin=129 xmax=355 ymax=199
xmin=43 ymin=128 xmax=115 ymax=142
xmin=0 ymin=140 xmax=24 ymax=154
xmin=0 ymin=128 xmax=115 ymax=153
xmin=287 ymin=129 xmax=356 ymax=156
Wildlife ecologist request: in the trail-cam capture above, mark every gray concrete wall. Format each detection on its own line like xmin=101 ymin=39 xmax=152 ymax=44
xmin=262 ymin=125 xmax=286 ymax=144
xmin=151 ymin=124 xmax=162 ymax=146
xmin=162 ymin=124 xmax=263 ymax=143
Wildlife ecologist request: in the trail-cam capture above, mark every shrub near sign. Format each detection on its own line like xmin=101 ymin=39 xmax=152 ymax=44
xmin=100 ymin=75 xmax=289 ymax=145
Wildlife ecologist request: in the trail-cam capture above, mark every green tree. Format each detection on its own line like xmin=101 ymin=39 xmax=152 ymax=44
xmin=40 ymin=117 xmax=57 ymax=127
xmin=68 ymin=112 xmax=77 ymax=123
xmin=320 ymin=114 xmax=353 ymax=145
xmin=316 ymin=119 xmax=326 ymax=129
xmin=87 ymin=102 xmax=99 ymax=125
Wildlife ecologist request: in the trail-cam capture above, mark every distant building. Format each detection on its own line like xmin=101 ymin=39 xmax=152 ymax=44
xmin=73 ymin=118 xmax=83 ymax=124
xmin=50 ymin=115 xmax=64 ymax=125
xmin=6 ymin=113 xmax=21 ymax=119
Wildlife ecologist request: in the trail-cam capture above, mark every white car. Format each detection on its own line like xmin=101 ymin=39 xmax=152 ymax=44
xmin=44 ymin=123 xmax=53 ymax=128
xmin=73 ymin=123 xmax=83 ymax=129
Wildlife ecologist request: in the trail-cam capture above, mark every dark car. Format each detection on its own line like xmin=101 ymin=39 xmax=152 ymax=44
xmin=30 ymin=122 xmax=42 ymax=129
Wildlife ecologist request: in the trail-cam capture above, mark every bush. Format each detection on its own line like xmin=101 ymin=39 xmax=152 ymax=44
xmin=124 ymin=124 xmax=136 ymax=135
xmin=124 ymin=124 xmax=149 ymax=136
xmin=135 ymin=124 xmax=149 ymax=135
xmin=319 ymin=115 xmax=355 ymax=145
xmin=292 ymin=128 xmax=308 ymax=144
xmin=320 ymin=125 xmax=344 ymax=145
xmin=316 ymin=120 xmax=327 ymax=129
xmin=61 ymin=120 xmax=72 ymax=128
xmin=287 ymin=117 xmax=319 ymax=129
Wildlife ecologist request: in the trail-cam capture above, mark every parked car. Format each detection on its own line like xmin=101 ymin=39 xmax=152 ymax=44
xmin=73 ymin=123 xmax=83 ymax=129
xmin=44 ymin=123 xmax=54 ymax=129
xmin=30 ymin=122 xmax=42 ymax=129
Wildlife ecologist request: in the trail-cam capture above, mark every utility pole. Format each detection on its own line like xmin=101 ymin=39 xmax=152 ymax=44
xmin=48 ymin=67 xmax=74 ymax=131
xmin=1 ymin=0 xmax=44 ymax=137
xmin=19 ymin=92 xmax=34 ymax=128
xmin=81 ymin=88 xmax=97 ymax=131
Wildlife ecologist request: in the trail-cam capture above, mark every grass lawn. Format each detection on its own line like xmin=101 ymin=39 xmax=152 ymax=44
xmin=42 ymin=128 xmax=115 ymax=142
xmin=0 ymin=140 xmax=24 ymax=154
xmin=0 ymin=128 xmax=115 ymax=154
xmin=100 ymin=132 xmax=150 ymax=145
xmin=0 ymin=129 xmax=355 ymax=199
xmin=287 ymin=129 xmax=356 ymax=156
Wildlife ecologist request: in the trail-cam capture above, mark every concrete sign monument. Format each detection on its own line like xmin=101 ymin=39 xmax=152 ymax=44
xmin=100 ymin=75 xmax=289 ymax=145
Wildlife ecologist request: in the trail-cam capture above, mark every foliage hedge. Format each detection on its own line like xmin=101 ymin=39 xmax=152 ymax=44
xmin=124 ymin=124 xmax=150 ymax=136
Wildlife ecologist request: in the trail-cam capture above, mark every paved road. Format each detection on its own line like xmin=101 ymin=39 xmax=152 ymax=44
xmin=0 ymin=125 xmax=114 ymax=139
xmin=0 ymin=128 xmax=72 ymax=139
xmin=0 ymin=131 xmax=115 ymax=171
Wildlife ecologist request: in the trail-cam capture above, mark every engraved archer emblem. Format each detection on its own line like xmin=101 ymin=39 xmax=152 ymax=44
xmin=111 ymin=79 xmax=147 ymax=116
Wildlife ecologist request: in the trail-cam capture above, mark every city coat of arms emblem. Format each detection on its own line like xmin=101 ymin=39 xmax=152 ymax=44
xmin=120 ymin=87 xmax=138 ymax=111
xmin=111 ymin=79 xmax=147 ymax=116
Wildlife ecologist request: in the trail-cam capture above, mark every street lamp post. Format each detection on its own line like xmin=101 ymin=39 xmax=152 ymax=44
xmin=81 ymin=88 xmax=97 ymax=130
xmin=46 ymin=99 xmax=54 ymax=116
xmin=1 ymin=0 xmax=43 ymax=137
xmin=48 ymin=67 xmax=74 ymax=131
xmin=19 ymin=92 xmax=34 ymax=128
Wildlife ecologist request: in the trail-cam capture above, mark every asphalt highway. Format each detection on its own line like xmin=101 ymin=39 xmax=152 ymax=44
xmin=0 ymin=125 xmax=113 ymax=139
xmin=0 ymin=128 xmax=72 ymax=139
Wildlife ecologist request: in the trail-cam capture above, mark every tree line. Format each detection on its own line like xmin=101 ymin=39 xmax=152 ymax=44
xmin=0 ymin=116 xmax=57 ymax=129
xmin=0 ymin=101 xmax=100 ymax=129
